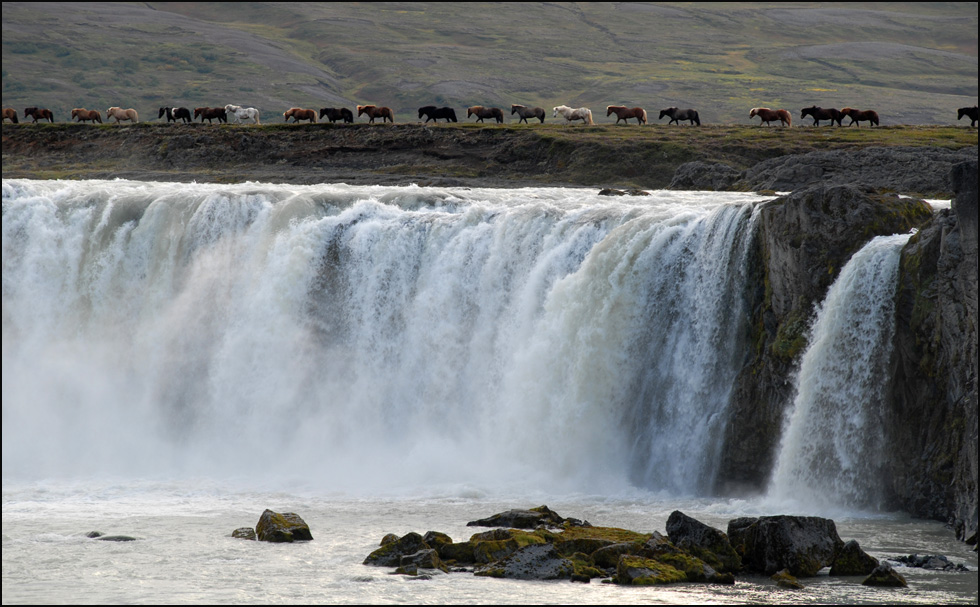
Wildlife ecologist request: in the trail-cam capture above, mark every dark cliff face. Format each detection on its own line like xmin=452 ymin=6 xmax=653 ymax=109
xmin=887 ymin=161 xmax=978 ymax=545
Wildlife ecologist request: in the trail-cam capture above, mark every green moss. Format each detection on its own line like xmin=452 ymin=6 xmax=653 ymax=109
xmin=771 ymin=310 xmax=810 ymax=361
xmin=617 ymin=556 xmax=688 ymax=585
xmin=557 ymin=524 xmax=651 ymax=544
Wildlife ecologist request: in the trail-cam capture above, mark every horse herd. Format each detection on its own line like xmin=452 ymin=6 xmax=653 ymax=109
xmin=4 ymin=104 xmax=978 ymax=128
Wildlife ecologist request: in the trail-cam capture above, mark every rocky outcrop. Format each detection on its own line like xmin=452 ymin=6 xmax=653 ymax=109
xmin=717 ymin=185 xmax=935 ymax=492
xmin=727 ymin=515 xmax=844 ymax=577
xmin=830 ymin=540 xmax=879 ymax=576
xmin=669 ymin=161 xmax=742 ymax=191
xmin=888 ymin=159 xmax=978 ymax=545
xmin=862 ymin=562 xmax=908 ymax=587
xmin=255 ymin=509 xmax=313 ymax=543
xmin=466 ymin=505 xmax=571 ymax=529
xmin=665 ymin=510 xmax=741 ymax=574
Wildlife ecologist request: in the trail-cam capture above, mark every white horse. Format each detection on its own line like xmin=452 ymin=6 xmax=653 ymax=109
xmin=553 ymin=105 xmax=593 ymax=125
xmin=224 ymin=104 xmax=261 ymax=125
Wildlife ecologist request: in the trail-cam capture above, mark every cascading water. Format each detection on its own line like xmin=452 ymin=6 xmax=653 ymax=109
xmin=2 ymin=179 xmax=763 ymax=493
xmin=768 ymin=232 xmax=913 ymax=510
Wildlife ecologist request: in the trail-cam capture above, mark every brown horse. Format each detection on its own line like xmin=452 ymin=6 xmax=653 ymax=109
xmin=194 ymin=107 xmax=228 ymax=124
xmin=749 ymin=107 xmax=791 ymax=127
xmin=24 ymin=107 xmax=54 ymax=123
xmin=71 ymin=108 xmax=102 ymax=123
xmin=511 ymin=104 xmax=545 ymax=124
xmin=107 ymin=107 xmax=138 ymax=124
xmin=284 ymin=108 xmax=317 ymax=123
xmin=3 ymin=108 xmax=19 ymax=123
xmin=840 ymin=108 xmax=879 ymax=127
xmin=801 ymin=106 xmax=842 ymax=126
xmin=357 ymin=105 xmax=394 ymax=123
xmin=607 ymin=106 xmax=647 ymax=125
xmin=957 ymin=106 xmax=978 ymax=127
xmin=467 ymin=106 xmax=504 ymax=123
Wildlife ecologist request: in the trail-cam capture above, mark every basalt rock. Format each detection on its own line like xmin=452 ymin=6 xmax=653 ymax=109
xmin=669 ymin=161 xmax=742 ymax=191
xmin=474 ymin=543 xmax=574 ymax=580
xmin=727 ymin=515 xmax=844 ymax=577
xmin=231 ymin=527 xmax=257 ymax=541
xmin=466 ymin=505 xmax=566 ymax=529
xmin=666 ymin=510 xmax=742 ymax=574
xmin=364 ymin=532 xmax=427 ymax=566
xmin=861 ymin=562 xmax=908 ymax=587
xmin=829 ymin=539 xmax=878 ymax=576
xmin=255 ymin=509 xmax=313 ymax=543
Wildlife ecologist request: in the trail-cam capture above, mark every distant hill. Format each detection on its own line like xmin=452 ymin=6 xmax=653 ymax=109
xmin=2 ymin=2 xmax=977 ymax=125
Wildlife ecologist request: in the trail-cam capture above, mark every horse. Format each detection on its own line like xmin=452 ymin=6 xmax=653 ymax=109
xmin=107 ymin=107 xmax=139 ymax=124
xmin=800 ymin=106 xmax=842 ymax=126
xmin=418 ymin=106 xmax=458 ymax=123
xmin=553 ymin=105 xmax=594 ymax=125
xmin=957 ymin=106 xmax=978 ymax=127
xmin=467 ymin=106 xmax=504 ymax=123
xmin=158 ymin=107 xmax=191 ymax=123
xmin=225 ymin=104 xmax=260 ymax=125
xmin=607 ymin=105 xmax=647 ymax=125
xmin=357 ymin=105 xmax=394 ymax=123
xmin=511 ymin=104 xmax=545 ymax=124
xmin=194 ymin=107 xmax=228 ymax=124
xmin=840 ymin=107 xmax=879 ymax=127
xmin=749 ymin=107 xmax=791 ymax=127
xmin=24 ymin=107 xmax=54 ymax=123
xmin=71 ymin=108 xmax=102 ymax=123
xmin=284 ymin=108 xmax=317 ymax=123
xmin=319 ymin=107 xmax=354 ymax=123
xmin=3 ymin=108 xmax=18 ymax=123
xmin=658 ymin=107 xmax=701 ymax=126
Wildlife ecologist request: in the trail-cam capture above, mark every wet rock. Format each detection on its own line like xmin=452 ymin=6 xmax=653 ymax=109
xmin=598 ymin=187 xmax=650 ymax=196
xmin=475 ymin=543 xmax=574 ymax=580
xmin=232 ymin=527 xmax=257 ymax=541
xmin=364 ymin=532 xmax=427 ymax=566
xmin=829 ymin=539 xmax=878 ymax=575
xmin=727 ymin=515 xmax=844 ymax=576
xmin=400 ymin=548 xmax=449 ymax=573
xmin=255 ymin=509 xmax=313 ymax=543
xmin=666 ymin=510 xmax=742 ymax=573
xmin=669 ymin=161 xmax=742 ymax=191
xmin=616 ymin=555 xmax=688 ymax=585
xmin=466 ymin=505 xmax=565 ymax=529
xmin=592 ymin=542 xmax=643 ymax=569
xmin=771 ymin=568 xmax=805 ymax=589
xmin=894 ymin=554 xmax=971 ymax=572
xmin=380 ymin=533 xmax=399 ymax=546
xmin=862 ymin=562 xmax=908 ymax=587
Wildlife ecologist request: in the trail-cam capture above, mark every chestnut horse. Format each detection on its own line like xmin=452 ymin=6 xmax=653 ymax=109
xmin=357 ymin=105 xmax=394 ymax=123
xmin=194 ymin=107 xmax=228 ymax=124
xmin=71 ymin=108 xmax=102 ymax=123
xmin=467 ymin=106 xmax=504 ymax=123
xmin=659 ymin=107 xmax=700 ymax=126
xmin=840 ymin=108 xmax=879 ymax=127
xmin=319 ymin=107 xmax=354 ymax=123
xmin=800 ymin=106 xmax=842 ymax=126
xmin=749 ymin=107 xmax=791 ymax=127
xmin=553 ymin=105 xmax=594 ymax=125
xmin=418 ymin=106 xmax=458 ymax=123
xmin=957 ymin=106 xmax=978 ymax=127
xmin=607 ymin=106 xmax=647 ymax=125
xmin=159 ymin=107 xmax=191 ymax=123
xmin=24 ymin=107 xmax=54 ymax=123
xmin=107 ymin=107 xmax=139 ymax=124
xmin=3 ymin=108 xmax=18 ymax=123
xmin=511 ymin=104 xmax=545 ymax=124
xmin=284 ymin=108 xmax=317 ymax=123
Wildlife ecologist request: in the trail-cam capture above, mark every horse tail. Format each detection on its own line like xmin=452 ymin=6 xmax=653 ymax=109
xmin=693 ymin=111 xmax=700 ymax=126
xmin=587 ymin=109 xmax=594 ymax=125
xmin=641 ymin=109 xmax=648 ymax=124
xmin=785 ymin=112 xmax=791 ymax=127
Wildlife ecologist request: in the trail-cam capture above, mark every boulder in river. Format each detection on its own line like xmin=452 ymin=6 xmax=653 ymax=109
xmin=255 ymin=509 xmax=313 ymax=543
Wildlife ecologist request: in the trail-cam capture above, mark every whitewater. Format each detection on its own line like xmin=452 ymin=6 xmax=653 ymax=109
xmin=2 ymin=179 xmax=976 ymax=604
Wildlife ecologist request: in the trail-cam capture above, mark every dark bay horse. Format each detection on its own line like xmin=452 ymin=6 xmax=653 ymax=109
xmin=958 ymin=106 xmax=978 ymax=127
xmin=467 ymin=106 xmax=504 ymax=123
xmin=418 ymin=106 xmax=458 ymax=123
xmin=840 ymin=108 xmax=879 ymax=127
xmin=749 ymin=107 xmax=791 ymax=127
xmin=284 ymin=108 xmax=317 ymax=123
xmin=72 ymin=108 xmax=102 ymax=123
xmin=24 ymin=107 xmax=54 ymax=123
xmin=194 ymin=107 xmax=228 ymax=124
xmin=3 ymin=108 xmax=18 ymax=123
xmin=607 ymin=106 xmax=647 ymax=125
xmin=159 ymin=107 xmax=191 ymax=123
xmin=357 ymin=105 xmax=394 ymax=123
xmin=658 ymin=107 xmax=700 ymax=126
xmin=511 ymin=104 xmax=545 ymax=124
xmin=801 ymin=106 xmax=842 ymax=126
xmin=319 ymin=107 xmax=354 ymax=123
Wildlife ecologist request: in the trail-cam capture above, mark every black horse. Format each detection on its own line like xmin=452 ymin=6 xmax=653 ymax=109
xmin=801 ymin=106 xmax=842 ymax=126
xmin=658 ymin=107 xmax=701 ymax=126
xmin=319 ymin=107 xmax=354 ymax=123
xmin=418 ymin=106 xmax=458 ymax=123
xmin=958 ymin=106 xmax=978 ymax=127
xmin=159 ymin=107 xmax=192 ymax=123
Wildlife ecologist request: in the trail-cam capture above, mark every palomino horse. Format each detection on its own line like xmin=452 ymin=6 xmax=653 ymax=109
xmin=159 ymin=107 xmax=191 ymax=123
xmin=71 ymin=108 xmax=102 ymax=123
xmin=24 ymin=107 xmax=54 ymax=123
xmin=107 ymin=107 xmax=139 ymax=124
xmin=467 ymin=106 xmax=504 ymax=123
xmin=607 ymin=106 xmax=647 ymax=125
xmin=840 ymin=108 xmax=879 ymax=127
xmin=553 ymin=105 xmax=594 ymax=125
xmin=284 ymin=108 xmax=317 ymax=123
xmin=511 ymin=105 xmax=545 ymax=124
xmin=319 ymin=107 xmax=354 ymax=123
xmin=800 ymin=106 xmax=842 ymax=126
xmin=659 ymin=107 xmax=701 ymax=126
xmin=194 ymin=107 xmax=227 ymax=124
xmin=957 ymin=106 xmax=978 ymax=127
xmin=357 ymin=105 xmax=394 ymax=123
xmin=418 ymin=106 xmax=458 ymax=123
xmin=225 ymin=104 xmax=261 ymax=124
xmin=749 ymin=107 xmax=791 ymax=127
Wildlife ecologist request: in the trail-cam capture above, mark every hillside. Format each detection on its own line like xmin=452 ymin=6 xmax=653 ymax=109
xmin=1 ymin=2 xmax=977 ymax=126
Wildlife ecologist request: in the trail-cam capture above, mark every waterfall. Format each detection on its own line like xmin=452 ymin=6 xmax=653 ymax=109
xmin=768 ymin=233 xmax=913 ymax=510
xmin=2 ymin=179 xmax=762 ymax=493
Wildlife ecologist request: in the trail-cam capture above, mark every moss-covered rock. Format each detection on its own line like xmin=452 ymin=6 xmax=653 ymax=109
xmin=231 ymin=527 xmax=256 ymax=541
xmin=616 ymin=556 xmax=688 ymax=585
xmin=862 ymin=563 xmax=908 ymax=587
xmin=830 ymin=539 xmax=879 ymax=576
xmin=364 ymin=532 xmax=427 ymax=566
xmin=666 ymin=510 xmax=742 ymax=574
xmin=255 ymin=510 xmax=312 ymax=543
xmin=474 ymin=543 xmax=574 ymax=580
xmin=771 ymin=568 xmax=805 ymax=589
